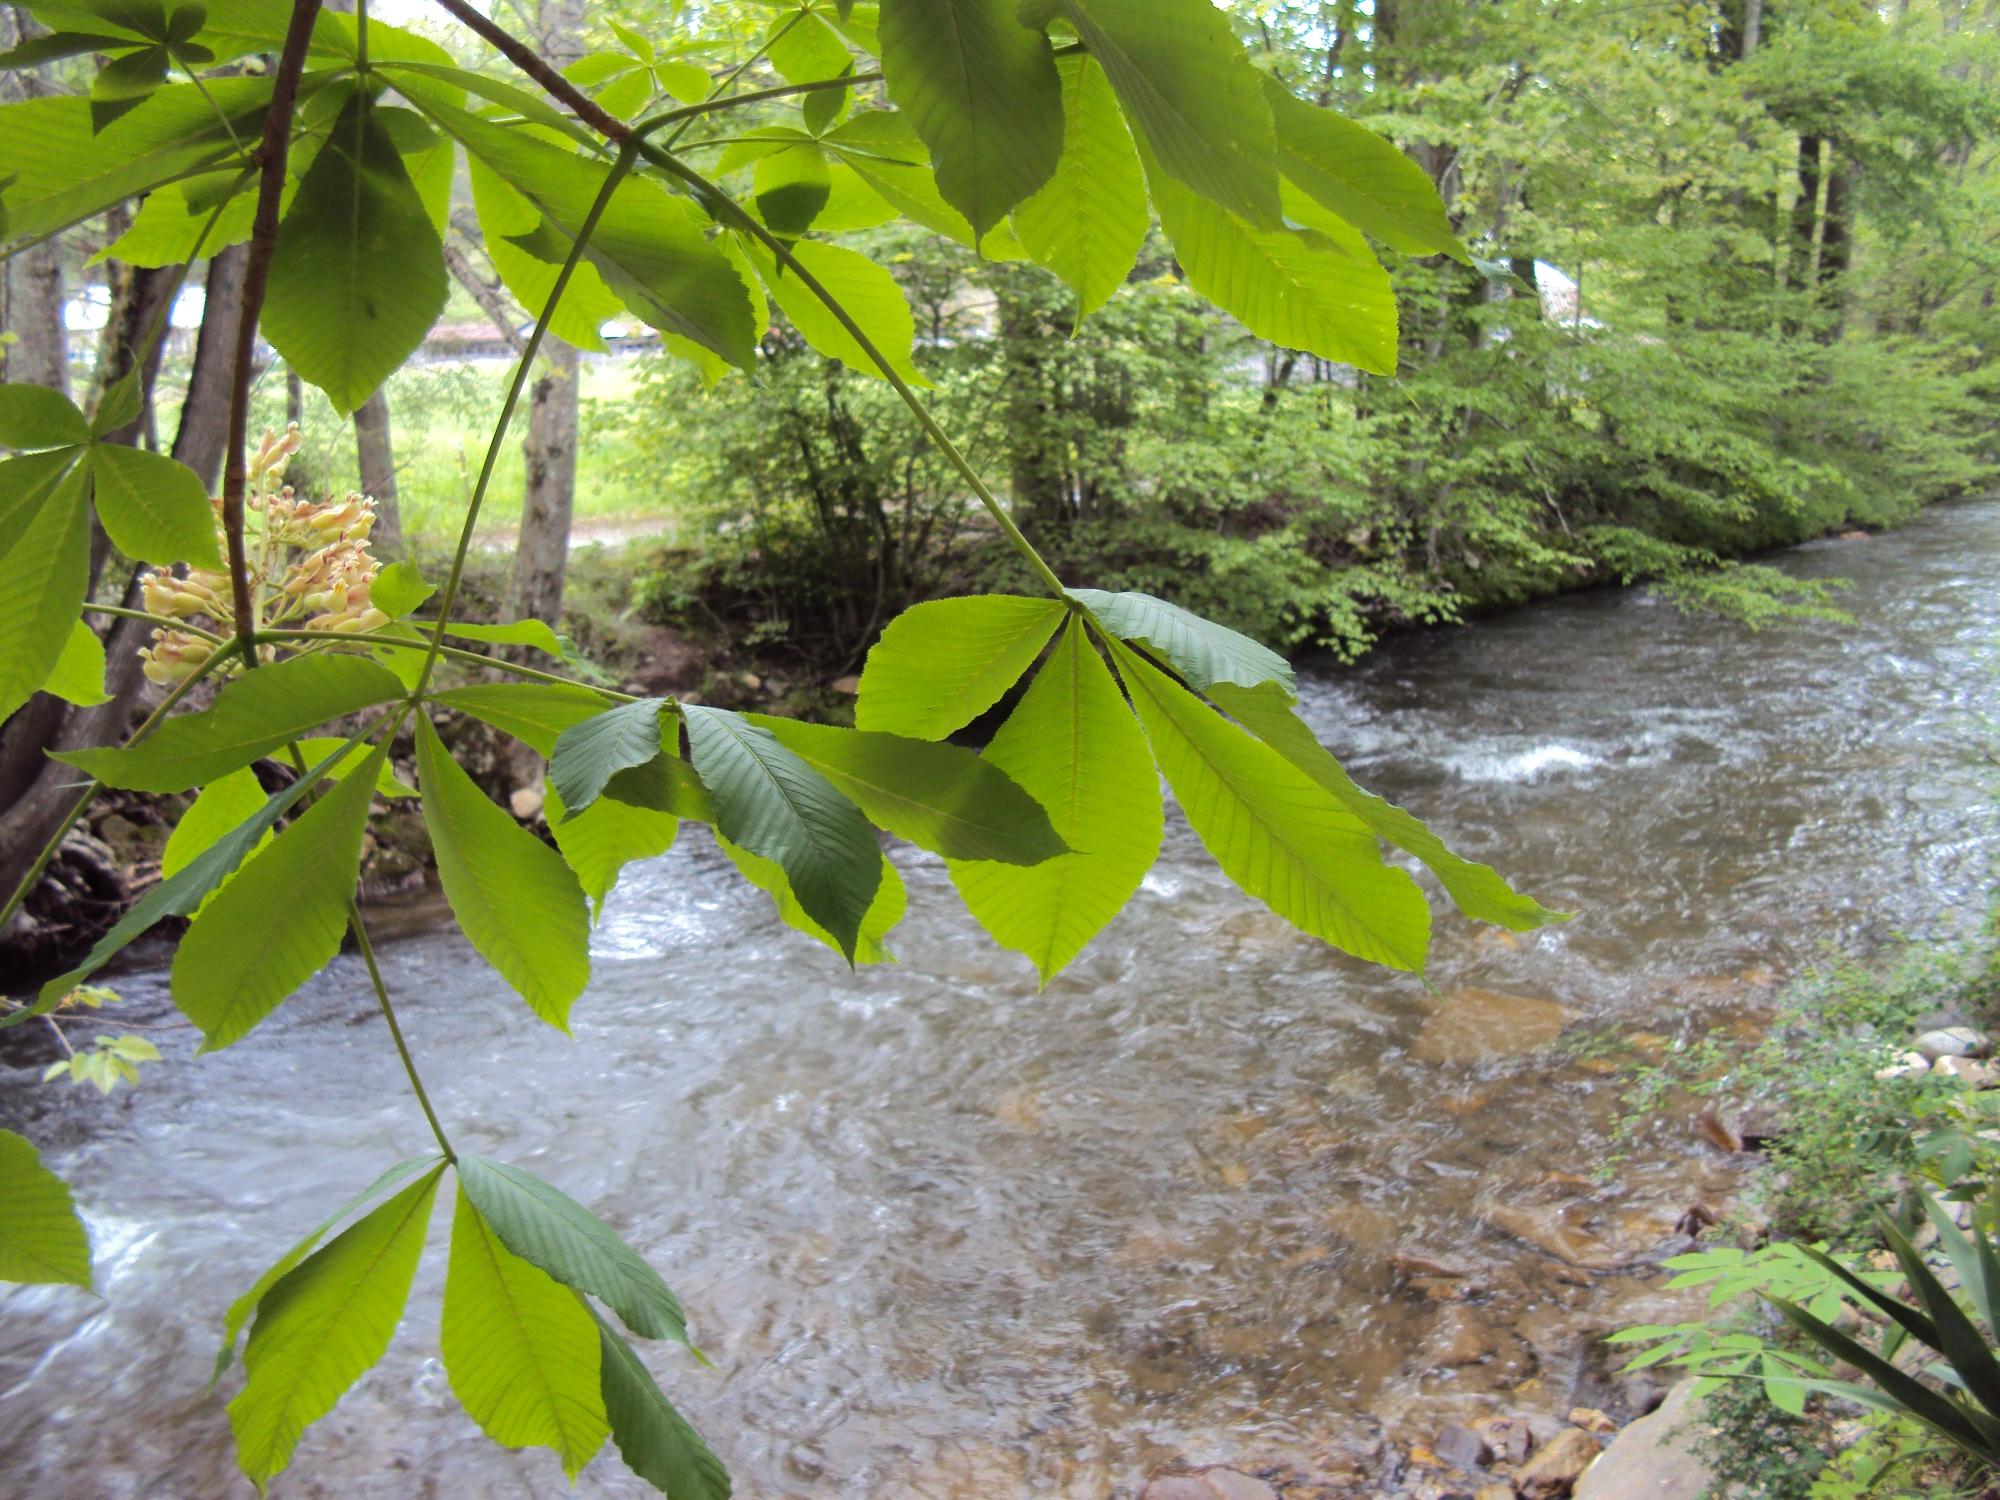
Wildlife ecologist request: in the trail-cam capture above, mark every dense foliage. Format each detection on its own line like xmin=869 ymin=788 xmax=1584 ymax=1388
xmin=620 ymin=0 xmax=1999 ymax=667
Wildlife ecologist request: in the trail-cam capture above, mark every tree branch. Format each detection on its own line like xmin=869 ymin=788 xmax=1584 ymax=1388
xmin=442 ymin=228 xmax=528 ymax=357
xmin=430 ymin=0 xmax=629 ymax=141
xmin=220 ymin=0 xmax=324 ymax=667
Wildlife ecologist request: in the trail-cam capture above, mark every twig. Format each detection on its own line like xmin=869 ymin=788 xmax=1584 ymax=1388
xmin=219 ymin=0 xmax=325 ymax=670
xmin=430 ymin=0 xmax=629 ymax=142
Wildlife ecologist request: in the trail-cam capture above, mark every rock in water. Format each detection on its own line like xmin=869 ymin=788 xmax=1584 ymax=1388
xmin=1516 ymin=1427 xmax=1603 ymax=1496
xmin=1413 ymin=988 xmax=1569 ymax=1064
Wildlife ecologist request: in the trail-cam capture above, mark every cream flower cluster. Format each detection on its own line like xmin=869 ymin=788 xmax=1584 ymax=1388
xmin=139 ymin=426 xmax=390 ymax=685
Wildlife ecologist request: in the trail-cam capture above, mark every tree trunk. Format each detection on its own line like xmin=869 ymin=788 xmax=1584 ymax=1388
xmin=353 ymin=385 xmax=402 ymax=555
xmin=515 ymin=346 xmax=579 ymax=631
xmin=1817 ymin=156 xmax=1853 ymax=340
xmin=174 ymin=243 xmax=247 ymax=488
xmin=0 ymin=14 xmax=67 ymax=396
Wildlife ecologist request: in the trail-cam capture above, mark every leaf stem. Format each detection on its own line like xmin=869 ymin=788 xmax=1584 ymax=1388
xmin=220 ymin=0 xmax=325 ymax=671
xmin=632 ymin=70 xmax=883 ymax=140
xmin=430 ymin=0 xmax=629 ymax=141
xmin=350 ymin=898 xmax=456 ymax=1160
xmin=410 ymin=141 xmax=640 ymax=703
xmin=85 ymin=603 xmax=226 ymax=645
xmin=640 ymin=147 xmax=1071 ymax=602
xmin=0 ymin=638 xmax=243 ymax=942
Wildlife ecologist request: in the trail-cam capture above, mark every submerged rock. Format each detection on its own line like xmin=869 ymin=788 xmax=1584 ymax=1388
xmin=1140 ymin=1469 xmax=1279 ymax=1500
xmin=1482 ymin=1202 xmax=1623 ymax=1272
xmin=1413 ymin=989 xmax=1569 ymax=1065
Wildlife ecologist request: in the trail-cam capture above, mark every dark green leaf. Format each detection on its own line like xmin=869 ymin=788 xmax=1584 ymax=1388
xmin=878 ymin=0 xmax=1062 ymax=241
xmin=593 ymin=1307 xmax=732 ymax=1500
xmin=1070 ymin=587 xmax=1292 ymax=693
xmin=456 ymin=1157 xmax=690 ymax=1346
xmin=682 ymin=706 xmax=881 ymax=961
xmin=0 ymin=462 xmax=91 ymax=726
xmin=548 ymin=698 xmax=671 ymax=816
xmin=750 ymin=715 xmax=1064 ymax=864
xmin=262 ymin=91 xmax=448 ymax=415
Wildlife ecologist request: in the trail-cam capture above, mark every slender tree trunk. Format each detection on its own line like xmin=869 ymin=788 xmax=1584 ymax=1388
xmin=0 ymin=13 xmax=67 ymax=396
xmin=1817 ymin=157 xmax=1854 ymax=340
xmin=515 ymin=349 xmax=579 ymax=629
xmin=508 ymin=0 xmax=586 ymax=676
xmin=353 ymin=385 xmax=402 ymax=554
xmin=175 ymin=243 xmax=247 ymax=488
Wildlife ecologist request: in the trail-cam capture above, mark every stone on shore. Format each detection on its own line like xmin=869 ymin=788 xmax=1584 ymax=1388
xmin=1514 ymin=1427 xmax=1602 ymax=1496
xmin=1915 ymin=1026 xmax=1987 ymax=1061
xmin=1573 ymin=1381 xmax=1714 ymax=1499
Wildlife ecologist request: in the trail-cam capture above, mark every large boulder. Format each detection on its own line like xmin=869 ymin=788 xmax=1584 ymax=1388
xmin=1573 ymin=1382 xmax=1714 ymax=1499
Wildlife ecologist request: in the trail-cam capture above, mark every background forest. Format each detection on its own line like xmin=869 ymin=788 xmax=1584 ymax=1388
xmin=7 ymin=0 xmax=1984 ymax=683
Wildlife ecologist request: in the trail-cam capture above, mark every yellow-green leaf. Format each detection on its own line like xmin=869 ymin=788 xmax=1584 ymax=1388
xmin=0 ymin=1129 xmax=92 ymax=1288
xmin=856 ymin=593 xmax=1066 ymax=738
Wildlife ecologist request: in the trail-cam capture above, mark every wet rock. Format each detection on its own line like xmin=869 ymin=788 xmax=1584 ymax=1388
xmin=1567 ymin=1407 xmax=1616 ymax=1434
xmin=1934 ymin=1055 xmax=1999 ymax=1088
xmin=1573 ymin=1381 xmax=1713 ymax=1499
xmin=1915 ymin=1027 xmax=1987 ymax=1061
xmin=1874 ymin=1049 xmax=1932 ymax=1081
xmin=1514 ymin=1427 xmax=1601 ymax=1496
xmin=1472 ymin=1416 xmax=1534 ymax=1466
xmin=1414 ymin=989 xmax=1569 ymax=1065
xmin=1141 ymin=1469 xmax=1279 ymax=1500
xmin=1393 ymin=1251 xmax=1477 ymax=1280
xmin=1482 ymin=1203 xmax=1622 ymax=1272
xmin=1432 ymin=1424 xmax=1491 ymax=1471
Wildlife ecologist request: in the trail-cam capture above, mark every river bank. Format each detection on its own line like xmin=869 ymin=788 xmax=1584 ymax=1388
xmin=3 ymin=501 xmax=1996 ymax=1496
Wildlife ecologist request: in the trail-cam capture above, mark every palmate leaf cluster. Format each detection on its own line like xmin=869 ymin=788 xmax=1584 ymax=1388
xmin=0 ymin=0 xmax=1567 ymax=1493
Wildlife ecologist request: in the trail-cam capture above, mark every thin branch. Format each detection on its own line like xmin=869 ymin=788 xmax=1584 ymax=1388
xmin=633 ymin=70 xmax=882 ymax=140
xmin=220 ymin=0 xmax=325 ymax=669
xmin=430 ymin=0 xmax=629 ymax=141
xmin=442 ymin=232 xmax=528 ymax=356
xmin=410 ymin=142 xmax=641 ymax=702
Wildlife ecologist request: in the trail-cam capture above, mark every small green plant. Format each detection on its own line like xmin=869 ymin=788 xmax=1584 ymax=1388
xmin=3 ymin=983 xmax=166 ymax=1095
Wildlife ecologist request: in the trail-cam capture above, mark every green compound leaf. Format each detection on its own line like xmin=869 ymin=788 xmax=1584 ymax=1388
xmin=171 ymin=743 xmax=384 ymax=1051
xmin=1145 ymin=152 xmax=1396 ymax=374
xmin=545 ymin=781 xmax=679 ymax=923
xmin=949 ymin=619 xmax=1163 ymax=984
xmin=214 ymin=1155 xmax=444 ymax=1385
xmin=682 ymin=706 xmax=881 ymax=963
xmin=429 ymin=99 xmax=756 ymax=372
xmin=750 ymin=716 xmax=1064 ymax=865
xmin=1208 ymin=680 xmax=1567 ymax=932
xmin=0 ymin=461 xmax=90 ymax=726
xmin=593 ymin=1306 xmax=732 ymax=1500
xmin=0 ymin=1129 xmax=92 ymax=1288
xmin=430 ymin=681 xmax=621 ymax=758
xmin=877 ymin=0 xmax=1062 ymax=242
xmin=26 ymin=738 xmax=366 ymax=1016
xmin=547 ymin=697 xmax=671 ymax=816
xmin=228 ymin=1165 xmax=444 ymax=1488
xmin=0 ymin=381 xmax=88 ymax=447
xmin=720 ymin=835 xmax=907 ymax=965
xmin=744 ymin=236 xmax=929 ymax=387
xmin=416 ymin=716 xmax=590 ymax=1030
xmin=855 ymin=593 xmax=1066 ymax=739
xmin=442 ymin=1186 xmax=608 ymax=1479
xmin=1110 ymin=639 xmax=1431 ymax=972
xmin=1048 ymin=0 xmax=1280 ymax=229
xmin=56 ymin=652 xmax=406 ymax=793
xmin=1012 ymin=53 xmax=1147 ymax=325
xmin=456 ymin=1157 xmax=691 ymax=1347
xmin=1069 ymin=587 xmax=1292 ymax=694
xmin=0 ymin=447 xmax=86 ymax=555
xmin=468 ymin=154 xmax=624 ymax=352
xmin=43 ymin=618 xmax=109 ymax=706
xmin=87 ymin=441 xmax=221 ymax=566
xmin=1263 ymin=77 xmax=1467 ymax=261
xmin=262 ymin=91 xmax=447 ymax=416
xmin=752 ymin=141 xmax=832 ymax=235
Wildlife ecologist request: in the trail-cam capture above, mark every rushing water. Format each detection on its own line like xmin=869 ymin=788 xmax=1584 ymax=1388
xmin=4 ymin=504 xmax=1999 ymax=1497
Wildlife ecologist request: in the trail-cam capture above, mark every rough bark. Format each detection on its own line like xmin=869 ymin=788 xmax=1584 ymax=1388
xmin=353 ymin=385 xmax=402 ymax=555
xmin=0 ymin=13 xmax=67 ymax=396
xmin=174 ymin=243 xmax=248 ymax=489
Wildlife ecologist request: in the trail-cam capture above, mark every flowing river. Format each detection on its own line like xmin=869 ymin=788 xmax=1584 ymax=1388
xmin=4 ymin=502 xmax=1998 ymax=1497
